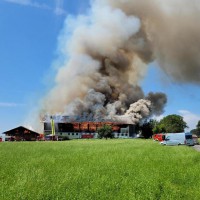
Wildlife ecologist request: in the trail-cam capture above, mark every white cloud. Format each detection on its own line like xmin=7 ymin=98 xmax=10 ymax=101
xmin=4 ymin=0 xmax=67 ymax=15
xmin=0 ymin=102 xmax=24 ymax=107
xmin=178 ymin=110 xmax=200 ymax=131
xmin=54 ymin=0 xmax=66 ymax=15
xmin=4 ymin=0 xmax=51 ymax=10
xmin=5 ymin=0 xmax=29 ymax=4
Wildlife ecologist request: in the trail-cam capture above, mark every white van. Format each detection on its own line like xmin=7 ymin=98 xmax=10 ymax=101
xmin=160 ymin=132 xmax=194 ymax=146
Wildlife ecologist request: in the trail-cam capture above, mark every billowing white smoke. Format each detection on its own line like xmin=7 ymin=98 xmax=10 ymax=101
xmin=36 ymin=0 xmax=200 ymax=128
xmin=41 ymin=4 xmax=148 ymax=115
xmin=125 ymin=99 xmax=151 ymax=120
xmin=115 ymin=99 xmax=152 ymax=124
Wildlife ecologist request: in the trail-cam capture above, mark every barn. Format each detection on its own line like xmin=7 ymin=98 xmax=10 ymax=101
xmin=3 ymin=126 xmax=40 ymax=141
xmin=44 ymin=121 xmax=136 ymax=139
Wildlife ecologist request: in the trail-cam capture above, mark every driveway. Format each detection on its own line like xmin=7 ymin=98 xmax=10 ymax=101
xmin=193 ymin=145 xmax=200 ymax=151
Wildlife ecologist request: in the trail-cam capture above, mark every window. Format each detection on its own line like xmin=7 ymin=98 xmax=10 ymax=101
xmin=186 ymin=135 xmax=192 ymax=139
xmin=44 ymin=123 xmax=52 ymax=131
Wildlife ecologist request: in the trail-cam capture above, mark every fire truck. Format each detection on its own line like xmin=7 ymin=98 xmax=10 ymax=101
xmin=153 ymin=133 xmax=165 ymax=142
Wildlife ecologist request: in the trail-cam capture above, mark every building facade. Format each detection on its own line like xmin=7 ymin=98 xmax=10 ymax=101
xmin=3 ymin=126 xmax=40 ymax=141
xmin=44 ymin=122 xmax=136 ymax=139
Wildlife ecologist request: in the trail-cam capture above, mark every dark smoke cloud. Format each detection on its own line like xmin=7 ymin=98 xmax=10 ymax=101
xmin=146 ymin=92 xmax=167 ymax=116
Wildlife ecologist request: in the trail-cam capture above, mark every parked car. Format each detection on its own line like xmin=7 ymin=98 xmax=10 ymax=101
xmin=192 ymin=135 xmax=199 ymax=145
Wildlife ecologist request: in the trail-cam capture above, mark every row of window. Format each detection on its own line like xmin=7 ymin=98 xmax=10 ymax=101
xmin=60 ymin=133 xmax=128 ymax=136
xmin=45 ymin=132 xmax=129 ymax=137
xmin=60 ymin=133 xmax=97 ymax=136
xmin=60 ymin=133 xmax=80 ymax=136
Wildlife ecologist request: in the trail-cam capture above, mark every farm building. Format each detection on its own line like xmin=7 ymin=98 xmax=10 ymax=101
xmin=44 ymin=121 xmax=136 ymax=139
xmin=3 ymin=126 xmax=40 ymax=141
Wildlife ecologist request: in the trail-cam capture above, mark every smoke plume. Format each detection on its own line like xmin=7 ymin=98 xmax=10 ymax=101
xmin=39 ymin=0 xmax=200 ymax=125
xmin=103 ymin=0 xmax=200 ymax=83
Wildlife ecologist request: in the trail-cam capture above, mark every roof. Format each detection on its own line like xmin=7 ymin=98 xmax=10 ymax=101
xmin=3 ymin=126 xmax=40 ymax=135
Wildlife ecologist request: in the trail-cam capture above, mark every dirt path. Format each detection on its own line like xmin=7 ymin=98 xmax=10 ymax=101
xmin=193 ymin=145 xmax=200 ymax=151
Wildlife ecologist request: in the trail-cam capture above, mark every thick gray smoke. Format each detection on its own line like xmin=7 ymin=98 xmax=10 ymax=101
xmin=38 ymin=0 xmax=200 ymax=125
xmin=119 ymin=99 xmax=152 ymax=124
xmin=103 ymin=0 xmax=200 ymax=83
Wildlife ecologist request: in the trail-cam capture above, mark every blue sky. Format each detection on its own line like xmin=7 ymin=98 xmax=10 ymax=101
xmin=0 ymin=0 xmax=200 ymax=133
xmin=0 ymin=0 xmax=90 ymax=132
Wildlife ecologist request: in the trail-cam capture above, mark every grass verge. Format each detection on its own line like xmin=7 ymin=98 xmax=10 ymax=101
xmin=0 ymin=139 xmax=200 ymax=200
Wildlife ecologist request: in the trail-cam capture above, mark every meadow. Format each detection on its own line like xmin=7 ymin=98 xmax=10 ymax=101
xmin=0 ymin=139 xmax=200 ymax=200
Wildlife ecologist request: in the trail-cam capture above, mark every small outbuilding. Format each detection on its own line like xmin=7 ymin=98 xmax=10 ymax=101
xmin=3 ymin=126 xmax=40 ymax=141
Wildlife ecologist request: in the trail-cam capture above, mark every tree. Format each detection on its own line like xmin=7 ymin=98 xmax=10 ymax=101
xmin=97 ymin=125 xmax=114 ymax=139
xmin=159 ymin=114 xmax=188 ymax=133
xmin=152 ymin=123 xmax=166 ymax=134
xmin=190 ymin=129 xmax=200 ymax=136
xmin=140 ymin=120 xmax=153 ymax=139
xmin=196 ymin=120 xmax=200 ymax=130
xmin=140 ymin=119 xmax=158 ymax=138
xmin=190 ymin=120 xmax=200 ymax=137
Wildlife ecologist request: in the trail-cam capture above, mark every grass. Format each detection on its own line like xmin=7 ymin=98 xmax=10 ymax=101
xmin=0 ymin=139 xmax=200 ymax=200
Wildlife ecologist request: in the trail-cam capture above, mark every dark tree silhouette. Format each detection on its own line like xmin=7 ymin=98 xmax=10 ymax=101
xmin=97 ymin=125 xmax=113 ymax=139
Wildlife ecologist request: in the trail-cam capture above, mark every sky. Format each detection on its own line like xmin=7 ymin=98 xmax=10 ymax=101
xmin=0 ymin=0 xmax=200 ymax=134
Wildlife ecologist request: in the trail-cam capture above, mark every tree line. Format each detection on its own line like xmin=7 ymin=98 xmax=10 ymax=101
xmin=140 ymin=114 xmax=200 ymax=138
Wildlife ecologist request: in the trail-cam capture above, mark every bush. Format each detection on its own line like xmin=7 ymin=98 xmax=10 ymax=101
xmin=97 ymin=125 xmax=114 ymax=139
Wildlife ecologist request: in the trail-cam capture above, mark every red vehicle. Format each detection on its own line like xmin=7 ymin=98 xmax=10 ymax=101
xmin=81 ymin=134 xmax=94 ymax=139
xmin=0 ymin=137 xmax=2 ymax=142
xmin=37 ymin=134 xmax=45 ymax=141
xmin=153 ymin=133 xmax=165 ymax=142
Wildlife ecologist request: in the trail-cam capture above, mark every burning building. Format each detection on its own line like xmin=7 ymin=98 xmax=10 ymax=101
xmin=42 ymin=97 xmax=166 ymax=139
xmin=43 ymin=116 xmax=136 ymax=139
xmin=42 ymin=96 xmax=166 ymax=139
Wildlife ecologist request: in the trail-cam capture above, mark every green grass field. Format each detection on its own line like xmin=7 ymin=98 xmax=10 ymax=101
xmin=0 ymin=139 xmax=200 ymax=200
